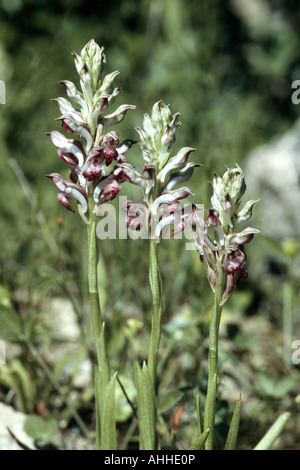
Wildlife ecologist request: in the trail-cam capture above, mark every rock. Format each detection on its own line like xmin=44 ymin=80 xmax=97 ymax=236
xmin=244 ymin=119 xmax=300 ymax=239
xmin=44 ymin=297 xmax=81 ymax=342
xmin=0 ymin=403 xmax=35 ymax=450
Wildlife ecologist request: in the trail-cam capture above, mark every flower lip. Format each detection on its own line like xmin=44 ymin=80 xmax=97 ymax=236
xmin=46 ymin=173 xmax=88 ymax=213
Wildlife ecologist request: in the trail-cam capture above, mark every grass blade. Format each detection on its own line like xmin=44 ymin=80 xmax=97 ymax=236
xmin=224 ymin=394 xmax=242 ymax=450
xmin=189 ymin=428 xmax=210 ymax=450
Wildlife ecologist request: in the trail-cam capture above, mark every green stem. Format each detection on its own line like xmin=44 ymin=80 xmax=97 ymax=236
xmin=87 ymin=197 xmax=114 ymax=449
xmin=87 ymin=201 xmax=102 ymax=350
xmin=203 ymin=269 xmax=223 ymax=450
xmin=147 ymin=238 xmax=163 ymax=387
xmin=138 ymin=237 xmax=163 ymax=450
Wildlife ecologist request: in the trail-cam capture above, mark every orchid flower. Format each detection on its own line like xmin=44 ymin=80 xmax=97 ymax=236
xmin=45 ymin=40 xmax=137 ymax=451
xmin=190 ymin=165 xmax=259 ymax=450
xmin=120 ymin=100 xmax=200 ymax=239
xmin=122 ymin=100 xmax=199 ymax=451
xmin=192 ymin=165 xmax=259 ymax=306
xmin=46 ymin=39 xmax=136 ymax=221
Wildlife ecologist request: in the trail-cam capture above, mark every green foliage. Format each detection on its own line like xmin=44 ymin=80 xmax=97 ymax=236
xmin=24 ymin=415 xmax=57 ymax=448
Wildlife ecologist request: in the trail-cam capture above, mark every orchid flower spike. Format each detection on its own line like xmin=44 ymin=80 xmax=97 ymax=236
xmin=120 ymin=100 xmax=200 ymax=240
xmin=46 ymin=39 xmax=136 ymax=221
xmin=192 ymin=165 xmax=259 ymax=306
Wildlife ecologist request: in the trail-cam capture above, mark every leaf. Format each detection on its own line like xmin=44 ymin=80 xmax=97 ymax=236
xmin=0 ymin=285 xmax=11 ymax=307
xmin=158 ymin=390 xmax=183 ymax=414
xmin=0 ymin=305 xmax=23 ymax=343
xmin=257 ymin=374 xmax=295 ymax=399
xmin=188 ymin=428 xmax=210 ymax=450
xmin=196 ymin=393 xmax=204 ymax=436
xmin=254 ymin=394 xmax=300 ymax=450
xmin=94 ymin=365 xmax=102 ymax=450
xmin=101 ymin=373 xmax=117 ymax=450
xmin=11 ymin=359 xmax=35 ymax=413
xmin=134 ymin=361 xmax=157 ymax=450
xmin=224 ymin=394 xmax=242 ymax=450
xmin=24 ymin=415 xmax=57 ymax=446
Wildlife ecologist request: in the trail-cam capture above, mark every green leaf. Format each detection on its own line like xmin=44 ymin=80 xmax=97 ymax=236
xmin=101 ymin=372 xmax=117 ymax=450
xmin=11 ymin=359 xmax=35 ymax=413
xmin=254 ymin=394 xmax=300 ymax=450
xmin=94 ymin=365 xmax=102 ymax=450
xmin=0 ymin=305 xmax=23 ymax=343
xmin=134 ymin=361 xmax=157 ymax=450
xmin=224 ymin=394 xmax=242 ymax=450
xmin=0 ymin=285 xmax=11 ymax=307
xmin=196 ymin=393 xmax=204 ymax=436
xmin=188 ymin=428 xmax=210 ymax=450
xmin=158 ymin=390 xmax=183 ymax=414
xmin=257 ymin=374 xmax=295 ymax=399
xmin=24 ymin=415 xmax=57 ymax=446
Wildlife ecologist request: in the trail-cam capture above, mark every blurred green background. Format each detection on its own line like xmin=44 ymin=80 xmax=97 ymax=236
xmin=0 ymin=0 xmax=300 ymax=450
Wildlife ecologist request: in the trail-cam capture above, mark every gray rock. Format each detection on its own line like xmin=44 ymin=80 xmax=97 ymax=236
xmin=244 ymin=119 xmax=300 ymax=239
xmin=0 ymin=403 xmax=35 ymax=450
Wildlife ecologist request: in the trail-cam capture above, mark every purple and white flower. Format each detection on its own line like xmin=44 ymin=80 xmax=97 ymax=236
xmin=119 ymin=100 xmax=200 ymax=239
xmin=46 ymin=40 xmax=136 ymax=219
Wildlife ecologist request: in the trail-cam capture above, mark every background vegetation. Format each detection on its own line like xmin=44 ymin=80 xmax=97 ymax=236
xmin=0 ymin=0 xmax=300 ymax=449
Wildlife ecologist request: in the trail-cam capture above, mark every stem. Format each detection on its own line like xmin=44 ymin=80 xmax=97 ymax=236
xmin=147 ymin=238 xmax=163 ymax=387
xmin=86 ymin=197 xmax=114 ymax=449
xmin=203 ymin=269 xmax=223 ymax=450
xmin=87 ymin=201 xmax=102 ymax=348
xmin=138 ymin=237 xmax=162 ymax=450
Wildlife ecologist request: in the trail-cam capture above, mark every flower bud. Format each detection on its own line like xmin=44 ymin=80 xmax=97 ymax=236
xmin=228 ymin=227 xmax=260 ymax=245
xmin=236 ymin=199 xmax=260 ymax=225
xmin=211 ymin=166 xmax=247 ymax=232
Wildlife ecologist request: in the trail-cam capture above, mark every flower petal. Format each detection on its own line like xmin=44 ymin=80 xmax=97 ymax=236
xmin=47 ymin=131 xmax=86 ymax=167
xmin=104 ymin=104 xmax=135 ymax=127
xmin=57 ymin=115 xmax=93 ymax=151
xmin=236 ymin=199 xmax=260 ymax=225
xmin=165 ymin=162 xmax=200 ymax=190
xmin=93 ymin=174 xmax=115 ymax=202
xmin=46 ymin=173 xmax=88 ymax=213
xmin=228 ymin=227 xmax=260 ymax=245
xmin=151 ymin=188 xmax=193 ymax=216
xmin=157 ymin=148 xmax=195 ymax=184
xmin=101 ymin=180 xmax=122 ymax=203
xmin=59 ymin=80 xmax=88 ymax=114
xmin=57 ymin=192 xmax=75 ymax=212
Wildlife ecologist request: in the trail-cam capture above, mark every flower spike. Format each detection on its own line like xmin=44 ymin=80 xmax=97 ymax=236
xmin=121 ymin=100 xmax=199 ymax=240
xmin=192 ymin=165 xmax=259 ymax=306
xmin=46 ymin=40 xmax=136 ymax=221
